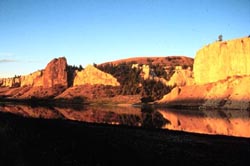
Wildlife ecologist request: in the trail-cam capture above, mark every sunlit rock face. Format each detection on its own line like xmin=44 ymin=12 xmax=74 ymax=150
xmin=159 ymin=37 xmax=250 ymax=109
xmin=0 ymin=77 xmax=21 ymax=87
xmin=141 ymin=64 xmax=150 ymax=80
xmin=194 ymin=37 xmax=250 ymax=84
xmin=159 ymin=76 xmax=250 ymax=110
xmin=0 ymin=57 xmax=68 ymax=99
xmin=43 ymin=57 xmax=68 ymax=88
xmin=167 ymin=66 xmax=194 ymax=87
xmin=0 ymin=57 xmax=68 ymax=88
xmin=73 ymin=65 xmax=120 ymax=86
xmin=20 ymin=70 xmax=43 ymax=87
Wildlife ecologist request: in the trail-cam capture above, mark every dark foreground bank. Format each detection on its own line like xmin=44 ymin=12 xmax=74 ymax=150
xmin=0 ymin=112 xmax=249 ymax=166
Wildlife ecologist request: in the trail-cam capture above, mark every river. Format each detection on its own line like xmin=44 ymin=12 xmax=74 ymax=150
xmin=0 ymin=103 xmax=249 ymax=137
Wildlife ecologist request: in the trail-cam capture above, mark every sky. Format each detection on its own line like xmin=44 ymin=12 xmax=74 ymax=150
xmin=0 ymin=0 xmax=250 ymax=77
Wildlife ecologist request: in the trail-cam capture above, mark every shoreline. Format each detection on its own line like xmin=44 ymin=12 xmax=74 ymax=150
xmin=0 ymin=111 xmax=249 ymax=166
xmin=1 ymin=97 xmax=249 ymax=110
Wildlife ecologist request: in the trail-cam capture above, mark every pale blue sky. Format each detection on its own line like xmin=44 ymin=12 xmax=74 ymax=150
xmin=0 ymin=0 xmax=250 ymax=77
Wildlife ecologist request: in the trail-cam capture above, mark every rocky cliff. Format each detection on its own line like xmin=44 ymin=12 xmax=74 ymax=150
xmin=0 ymin=57 xmax=122 ymax=99
xmin=20 ymin=70 xmax=43 ymax=87
xmin=73 ymin=65 xmax=120 ymax=86
xmin=0 ymin=71 xmax=43 ymax=87
xmin=159 ymin=37 xmax=250 ymax=109
xmin=0 ymin=57 xmax=68 ymax=88
xmin=194 ymin=37 xmax=250 ymax=84
xmin=0 ymin=57 xmax=69 ymax=99
xmin=158 ymin=76 xmax=250 ymax=109
xmin=0 ymin=77 xmax=21 ymax=87
xmin=43 ymin=57 xmax=68 ymax=88
xmin=167 ymin=66 xmax=194 ymax=87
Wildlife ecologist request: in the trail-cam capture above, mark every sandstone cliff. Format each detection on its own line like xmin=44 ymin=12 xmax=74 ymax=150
xmin=141 ymin=65 xmax=151 ymax=80
xmin=0 ymin=71 xmax=43 ymax=87
xmin=159 ymin=37 xmax=250 ymax=109
xmin=20 ymin=70 xmax=43 ymax=87
xmin=0 ymin=77 xmax=21 ymax=87
xmin=167 ymin=66 xmax=194 ymax=87
xmin=0 ymin=57 xmax=121 ymax=99
xmin=0 ymin=57 xmax=68 ymax=88
xmin=43 ymin=57 xmax=68 ymax=88
xmin=132 ymin=63 xmax=194 ymax=87
xmin=0 ymin=57 xmax=68 ymax=99
xmin=73 ymin=65 xmax=120 ymax=86
xmin=194 ymin=37 xmax=250 ymax=84
xmin=158 ymin=76 xmax=250 ymax=110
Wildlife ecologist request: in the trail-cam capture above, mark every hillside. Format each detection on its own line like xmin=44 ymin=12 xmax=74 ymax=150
xmin=99 ymin=56 xmax=194 ymax=67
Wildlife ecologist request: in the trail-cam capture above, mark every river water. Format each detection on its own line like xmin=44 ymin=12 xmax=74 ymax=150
xmin=0 ymin=103 xmax=249 ymax=137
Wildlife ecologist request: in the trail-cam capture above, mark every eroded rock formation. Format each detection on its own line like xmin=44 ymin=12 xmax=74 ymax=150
xmin=43 ymin=57 xmax=68 ymax=88
xmin=159 ymin=37 xmax=250 ymax=109
xmin=0 ymin=57 xmax=121 ymax=99
xmin=159 ymin=76 xmax=250 ymax=109
xmin=0 ymin=57 xmax=68 ymax=99
xmin=73 ymin=65 xmax=120 ymax=86
xmin=20 ymin=70 xmax=43 ymax=87
xmin=141 ymin=65 xmax=151 ymax=80
xmin=194 ymin=37 xmax=250 ymax=84
xmin=167 ymin=66 xmax=194 ymax=87
xmin=0 ymin=57 xmax=68 ymax=88
xmin=0 ymin=76 xmax=21 ymax=87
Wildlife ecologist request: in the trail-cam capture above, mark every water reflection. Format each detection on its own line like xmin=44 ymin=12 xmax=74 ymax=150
xmin=0 ymin=104 xmax=167 ymax=129
xmin=0 ymin=104 xmax=63 ymax=119
xmin=0 ymin=103 xmax=249 ymax=137
xmin=158 ymin=108 xmax=250 ymax=137
xmin=55 ymin=106 xmax=143 ymax=126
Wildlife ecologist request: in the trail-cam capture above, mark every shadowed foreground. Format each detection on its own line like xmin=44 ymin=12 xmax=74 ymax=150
xmin=0 ymin=112 xmax=249 ymax=166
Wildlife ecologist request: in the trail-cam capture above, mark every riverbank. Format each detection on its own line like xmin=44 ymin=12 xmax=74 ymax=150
xmin=0 ymin=111 xmax=249 ymax=166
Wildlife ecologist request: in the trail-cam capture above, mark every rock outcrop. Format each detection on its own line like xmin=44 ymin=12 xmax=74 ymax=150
xmin=0 ymin=57 xmax=68 ymax=88
xmin=133 ymin=63 xmax=194 ymax=87
xmin=73 ymin=65 xmax=120 ymax=86
xmin=141 ymin=65 xmax=151 ymax=80
xmin=0 ymin=77 xmax=21 ymax=87
xmin=194 ymin=37 xmax=250 ymax=84
xmin=20 ymin=70 xmax=43 ymax=87
xmin=43 ymin=57 xmax=68 ymax=88
xmin=167 ymin=66 xmax=194 ymax=87
xmin=0 ymin=57 xmax=68 ymax=99
xmin=158 ymin=76 xmax=250 ymax=109
xmin=159 ymin=37 xmax=250 ymax=109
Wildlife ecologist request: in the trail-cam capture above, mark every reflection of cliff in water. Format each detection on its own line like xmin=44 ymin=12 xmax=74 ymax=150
xmin=158 ymin=109 xmax=250 ymax=137
xmin=55 ymin=106 xmax=142 ymax=126
xmin=0 ymin=104 xmax=167 ymax=129
xmin=1 ymin=104 xmax=249 ymax=137
xmin=0 ymin=104 xmax=63 ymax=119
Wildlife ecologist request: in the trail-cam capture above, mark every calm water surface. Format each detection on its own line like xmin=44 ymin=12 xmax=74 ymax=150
xmin=0 ymin=103 xmax=249 ymax=137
